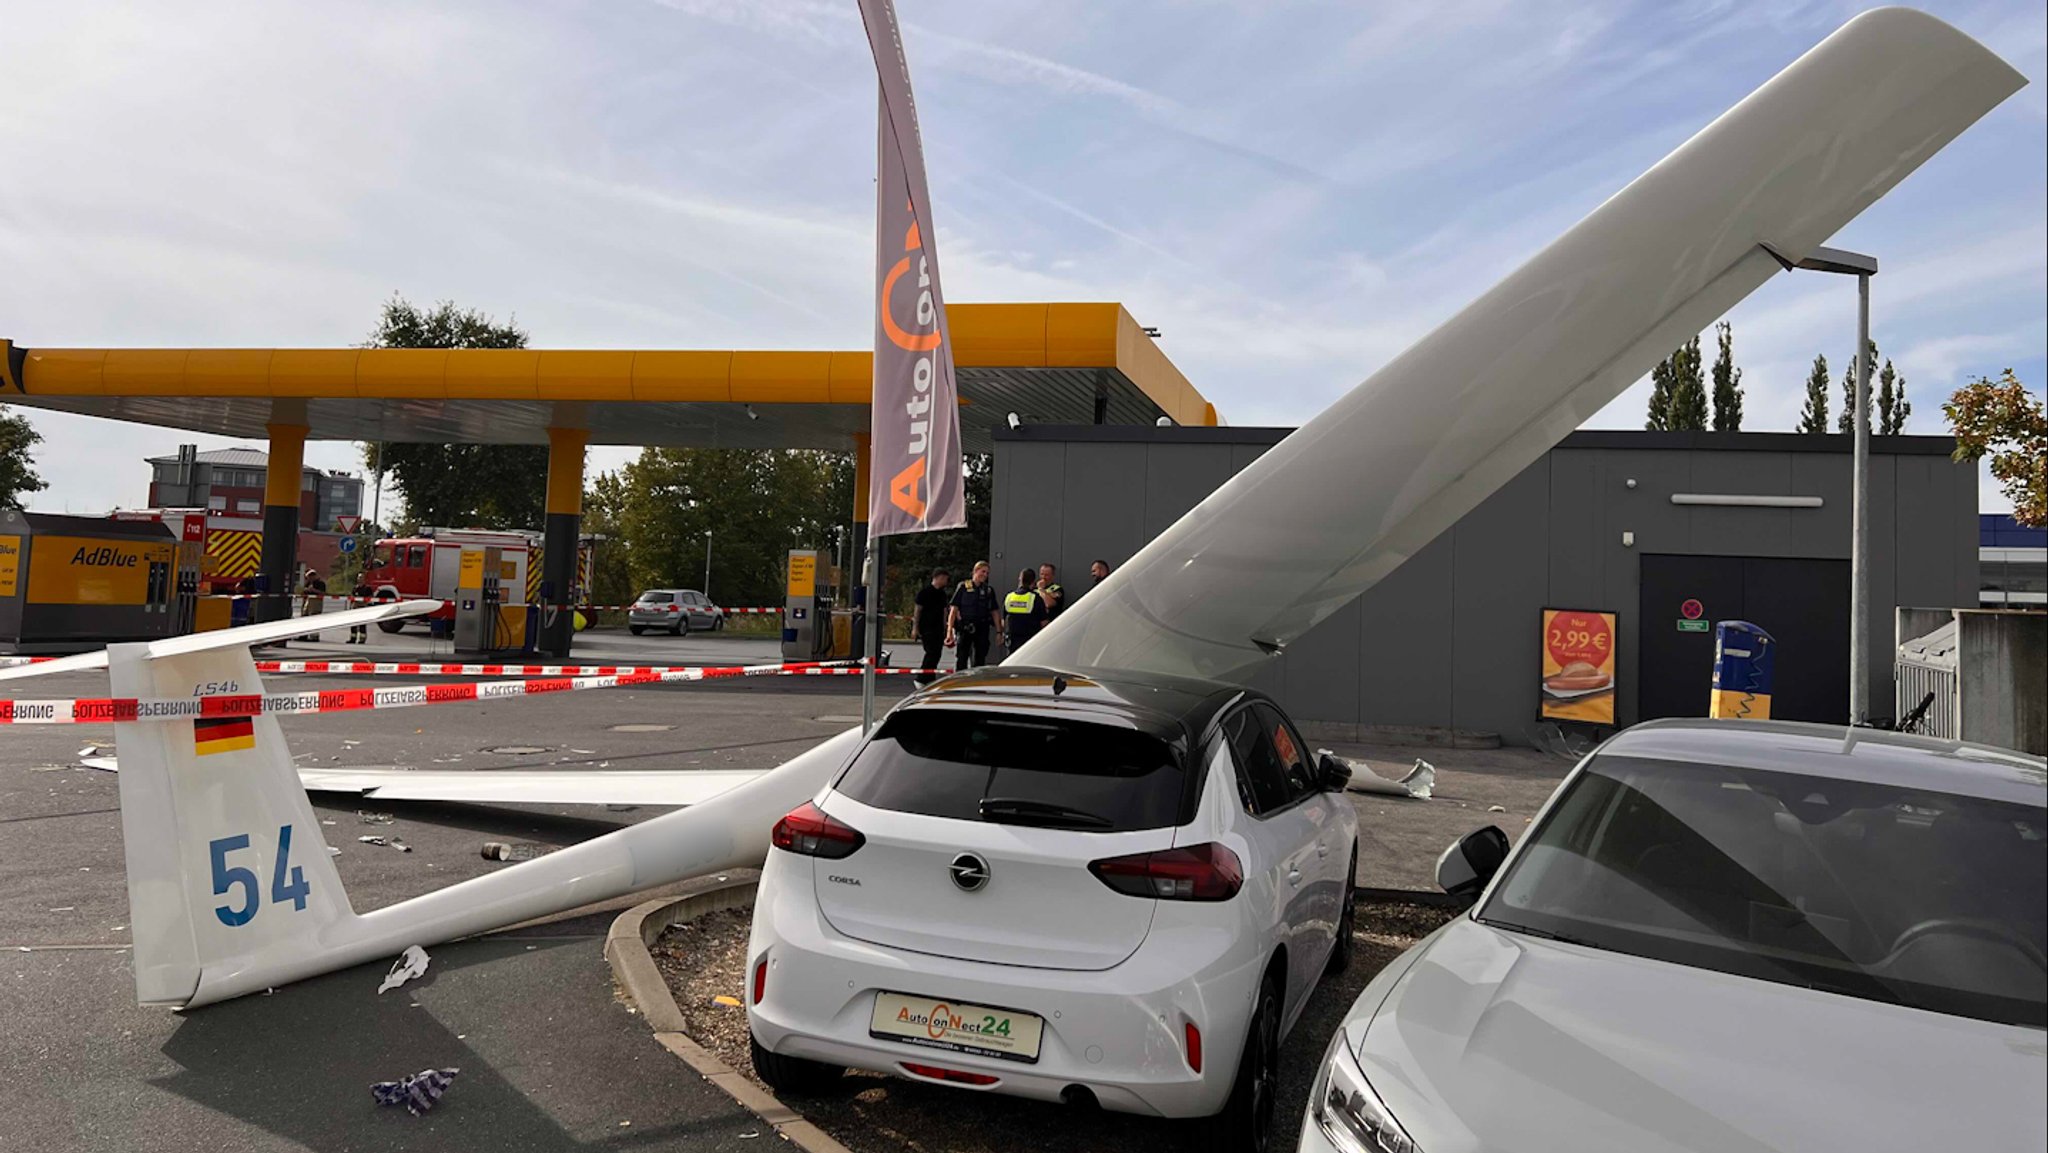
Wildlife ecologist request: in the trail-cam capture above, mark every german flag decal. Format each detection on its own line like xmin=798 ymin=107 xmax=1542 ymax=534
xmin=193 ymin=716 xmax=256 ymax=756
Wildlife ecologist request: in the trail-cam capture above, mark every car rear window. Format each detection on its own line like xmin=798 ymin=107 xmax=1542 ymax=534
xmin=637 ymin=592 xmax=672 ymax=604
xmin=834 ymin=709 xmax=1188 ymax=832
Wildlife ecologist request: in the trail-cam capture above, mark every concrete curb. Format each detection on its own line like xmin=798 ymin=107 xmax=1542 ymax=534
xmin=605 ymin=878 xmax=855 ymax=1153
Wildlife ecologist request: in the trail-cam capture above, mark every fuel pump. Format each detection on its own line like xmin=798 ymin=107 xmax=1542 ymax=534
xmin=781 ymin=548 xmax=842 ymax=660
xmin=453 ymin=546 xmax=504 ymax=655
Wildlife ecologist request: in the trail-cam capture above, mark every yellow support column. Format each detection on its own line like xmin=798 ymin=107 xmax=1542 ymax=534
xmin=538 ymin=425 xmax=587 ymax=657
xmin=257 ymin=419 xmax=308 ymax=623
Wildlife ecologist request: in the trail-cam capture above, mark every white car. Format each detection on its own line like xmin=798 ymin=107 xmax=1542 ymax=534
xmin=1301 ymin=719 xmax=2047 ymax=1153
xmin=747 ymin=665 xmax=1361 ymax=1150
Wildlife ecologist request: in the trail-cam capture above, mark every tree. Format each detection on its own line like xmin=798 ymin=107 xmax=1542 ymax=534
xmin=359 ymin=296 xmax=548 ymax=528
xmin=613 ymin=448 xmax=849 ymax=611
xmin=1945 ymin=369 xmax=2046 ymax=527
xmin=1836 ymin=339 xmax=1878 ymax=434
xmin=1796 ymin=355 xmax=1830 ymax=434
xmin=880 ymin=452 xmax=994 ymax=619
xmin=1644 ymin=359 xmax=1675 ymax=430
xmin=1644 ymin=335 xmax=1706 ymax=431
xmin=1875 ymin=358 xmax=1910 ymax=435
xmin=0 ymin=404 xmax=45 ymax=509
xmin=1710 ymin=321 xmax=1743 ymax=432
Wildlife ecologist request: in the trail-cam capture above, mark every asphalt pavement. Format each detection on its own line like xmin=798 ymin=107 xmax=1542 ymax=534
xmin=0 ymin=627 xmax=1567 ymax=1152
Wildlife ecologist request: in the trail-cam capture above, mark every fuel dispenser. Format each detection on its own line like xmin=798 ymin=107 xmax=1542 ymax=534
xmin=452 ymin=546 xmax=515 ymax=655
xmin=781 ymin=548 xmax=851 ymax=661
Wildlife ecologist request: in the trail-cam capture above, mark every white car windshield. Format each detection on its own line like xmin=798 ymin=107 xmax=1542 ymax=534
xmin=1480 ymin=756 xmax=2047 ymax=1029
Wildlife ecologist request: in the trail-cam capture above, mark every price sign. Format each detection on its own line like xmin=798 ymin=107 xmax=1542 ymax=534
xmin=1540 ymin=608 xmax=1618 ymax=726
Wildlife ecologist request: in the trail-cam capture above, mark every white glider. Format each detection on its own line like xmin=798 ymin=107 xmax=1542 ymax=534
xmin=0 ymin=9 xmax=2022 ymax=1009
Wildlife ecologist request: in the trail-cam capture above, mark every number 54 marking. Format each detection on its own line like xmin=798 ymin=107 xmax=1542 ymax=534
xmin=209 ymin=825 xmax=311 ymax=927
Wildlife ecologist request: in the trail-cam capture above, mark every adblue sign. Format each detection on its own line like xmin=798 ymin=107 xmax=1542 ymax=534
xmin=26 ymin=536 xmax=173 ymax=605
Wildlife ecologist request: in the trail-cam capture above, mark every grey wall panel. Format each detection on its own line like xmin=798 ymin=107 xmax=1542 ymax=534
xmin=1055 ymin=443 xmax=1147 ymax=580
xmin=1599 ymin=451 xmax=1690 ymax=726
xmin=1142 ymin=444 xmax=1236 ymax=541
xmin=1353 ymin=532 xmax=1454 ymax=729
xmin=1451 ymin=460 xmax=1552 ymax=739
xmin=1685 ymin=450 xmax=1796 ymax=556
xmin=1276 ymin=598 xmax=1361 ymax=726
xmin=1953 ymin=456 xmax=1982 ymax=606
xmin=1788 ymin=452 xmax=1853 ymax=558
xmin=1547 ymin=450 xmax=1603 ymax=603
xmin=999 ymin=442 xmax=1068 ymax=578
xmin=1230 ymin=443 xmax=1274 ymax=474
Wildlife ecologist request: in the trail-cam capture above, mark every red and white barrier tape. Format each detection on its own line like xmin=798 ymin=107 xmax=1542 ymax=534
xmin=0 ymin=661 xmax=942 ymax=725
xmin=252 ymin=659 xmax=846 ymax=677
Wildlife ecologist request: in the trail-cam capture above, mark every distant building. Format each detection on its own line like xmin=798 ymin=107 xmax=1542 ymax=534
xmin=145 ymin=446 xmax=363 ymax=531
xmin=1980 ymin=513 xmax=2046 ymax=607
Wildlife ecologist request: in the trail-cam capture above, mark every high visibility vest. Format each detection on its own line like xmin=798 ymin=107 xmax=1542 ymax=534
xmin=1004 ymin=589 xmax=1038 ymax=616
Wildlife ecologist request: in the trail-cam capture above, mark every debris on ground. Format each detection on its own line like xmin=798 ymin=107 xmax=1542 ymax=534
xmin=357 ymin=835 xmax=413 ymax=852
xmin=357 ymin=811 xmax=395 ymax=824
xmin=480 ymin=841 xmax=555 ymax=862
xmin=371 ymin=1068 xmax=459 ymax=1115
xmin=377 ymin=945 xmax=431 ymax=994
xmin=1487 ymin=804 xmax=1507 ymax=812
xmin=1326 ymin=752 xmax=1435 ymax=800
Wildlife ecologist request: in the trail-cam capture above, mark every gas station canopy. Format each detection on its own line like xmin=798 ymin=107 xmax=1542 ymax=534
xmin=0 ymin=303 xmax=1216 ymax=451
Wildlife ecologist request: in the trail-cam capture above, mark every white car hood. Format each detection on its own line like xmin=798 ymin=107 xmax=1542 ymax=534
xmin=1358 ymin=918 xmax=2046 ymax=1153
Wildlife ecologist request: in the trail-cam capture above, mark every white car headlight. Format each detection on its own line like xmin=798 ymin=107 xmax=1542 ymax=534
xmin=1311 ymin=1030 xmax=1419 ymax=1153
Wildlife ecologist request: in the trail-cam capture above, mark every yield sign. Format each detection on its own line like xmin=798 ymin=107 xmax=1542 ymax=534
xmin=336 ymin=515 xmax=362 ymax=534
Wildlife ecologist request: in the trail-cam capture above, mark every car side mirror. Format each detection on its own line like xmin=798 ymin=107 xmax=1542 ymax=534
xmin=1316 ymin=751 xmax=1352 ymax=792
xmin=1435 ymin=826 xmax=1511 ymax=906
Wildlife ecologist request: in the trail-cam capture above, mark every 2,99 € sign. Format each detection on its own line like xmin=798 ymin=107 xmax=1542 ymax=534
xmin=1540 ymin=608 xmax=1617 ymax=725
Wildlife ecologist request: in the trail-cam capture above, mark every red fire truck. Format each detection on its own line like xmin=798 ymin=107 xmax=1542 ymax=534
xmin=364 ymin=527 xmax=535 ymax=631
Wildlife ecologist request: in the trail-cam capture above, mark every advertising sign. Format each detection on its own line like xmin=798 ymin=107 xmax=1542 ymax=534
xmin=0 ymin=534 xmax=19 ymax=598
xmin=1540 ymin=608 xmax=1617 ymax=725
xmin=25 ymin=536 xmax=174 ymax=605
xmin=858 ymin=0 xmax=965 ymax=538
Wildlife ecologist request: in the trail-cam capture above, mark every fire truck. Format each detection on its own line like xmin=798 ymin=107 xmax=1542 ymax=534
xmin=364 ymin=527 xmax=535 ymax=631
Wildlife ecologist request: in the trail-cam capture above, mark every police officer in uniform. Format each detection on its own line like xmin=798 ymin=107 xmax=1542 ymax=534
xmin=1003 ymin=567 xmax=1048 ymax=659
xmin=912 ymin=568 xmax=950 ymax=683
xmin=945 ymin=560 xmax=999 ymax=670
xmin=1036 ymin=562 xmax=1065 ymax=622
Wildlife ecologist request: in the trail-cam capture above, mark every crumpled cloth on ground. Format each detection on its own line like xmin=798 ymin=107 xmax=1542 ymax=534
xmin=372 ymin=1067 xmax=459 ymax=1115
xmin=1320 ymin=751 xmax=1435 ymax=799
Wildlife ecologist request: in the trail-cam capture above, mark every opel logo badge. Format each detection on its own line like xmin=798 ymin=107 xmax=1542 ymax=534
xmin=948 ymin=852 xmax=990 ymax=893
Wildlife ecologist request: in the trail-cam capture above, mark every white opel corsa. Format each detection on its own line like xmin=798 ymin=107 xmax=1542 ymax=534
xmin=1300 ymin=719 xmax=2048 ymax=1153
xmin=747 ymin=666 xmax=1361 ymax=1151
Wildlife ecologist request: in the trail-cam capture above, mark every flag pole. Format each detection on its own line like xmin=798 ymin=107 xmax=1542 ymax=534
xmin=860 ymin=538 xmax=879 ymax=733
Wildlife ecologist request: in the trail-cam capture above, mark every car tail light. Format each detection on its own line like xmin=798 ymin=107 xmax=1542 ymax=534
xmin=770 ymin=802 xmax=865 ymax=859
xmin=752 ymin=957 xmax=767 ymax=1005
xmin=1089 ymin=843 xmax=1242 ymax=901
xmin=1184 ymin=1021 xmax=1203 ymax=1073
xmin=667 ymin=604 xmax=680 ymax=613
xmin=901 ymin=1062 xmax=999 ymax=1086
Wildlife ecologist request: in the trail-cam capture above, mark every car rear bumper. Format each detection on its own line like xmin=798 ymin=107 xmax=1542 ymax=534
xmin=746 ymin=854 xmax=1267 ymax=1119
xmin=628 ymin=610 xmax=676 ymax=626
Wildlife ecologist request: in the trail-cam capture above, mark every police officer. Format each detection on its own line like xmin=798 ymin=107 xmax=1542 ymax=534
xmin=1004 ymin=567 xmax=1048 ymax=659
xmin=1036 ymin=562 xmax=1065 ymax=621
xmin=945 ymin=560 xmax=999 ymax=670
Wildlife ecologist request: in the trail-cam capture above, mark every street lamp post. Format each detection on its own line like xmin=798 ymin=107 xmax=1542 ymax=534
xmin=1766 ymin=243 xmax=1878 ymax=725
xmin=703 ymin=530 xmax=712 ymax=600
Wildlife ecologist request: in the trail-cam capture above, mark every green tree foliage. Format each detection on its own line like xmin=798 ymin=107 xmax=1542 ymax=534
xmin=879 ymin=452 xmax=994 ymax=618
xmin=1646 ymin=336 xmax=1708 ymax=432
xmin=0 ymin=404 xmax=46 ymax=509
xmin=1710 ymin=321 xmax=1743 ymax=432
xmin=1796 ymin=355 xmax=1831 ymax=433
xmin=1836 ymin=339 xmax=1879 ymax=434
xmin=359 ymin=296 xmax=548 ymax=528
xmin=611 ymin=448 xmax=851 ymax=610
xmin=1875 ymin=358 xmax=1910 ymax=435
xmin=1945 ymin=369 xmax=2046 ymax=527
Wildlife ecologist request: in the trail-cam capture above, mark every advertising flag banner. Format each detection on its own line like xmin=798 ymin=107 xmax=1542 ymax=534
xmin=1540 ymin=608 xmax=1617 ymax=725
xmin=858 ymin=0 xmax=965 ymax=537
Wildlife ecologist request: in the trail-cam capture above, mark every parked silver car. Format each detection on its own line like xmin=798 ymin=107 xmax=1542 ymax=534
xmin=1300 ymin=718 xmax=2047 ymax=1153
xmin=628 ymin=589 xmax=724 ymax=635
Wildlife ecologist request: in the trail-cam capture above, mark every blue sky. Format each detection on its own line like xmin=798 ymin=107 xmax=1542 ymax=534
xmin=2 ymin=0 xmax=2041 ymax=514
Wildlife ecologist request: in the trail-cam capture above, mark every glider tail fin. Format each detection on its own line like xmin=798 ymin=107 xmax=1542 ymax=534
xmin=107 ymin=640 xmax=357 ymax=1006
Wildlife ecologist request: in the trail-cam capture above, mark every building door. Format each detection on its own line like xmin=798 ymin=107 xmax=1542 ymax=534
xmin=1637 ymin=554 xmax=1849 ymax=723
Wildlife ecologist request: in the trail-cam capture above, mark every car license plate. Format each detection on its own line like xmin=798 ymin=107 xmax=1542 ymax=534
xmin=869 ymin=991 xmax=1044 ymax=1063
